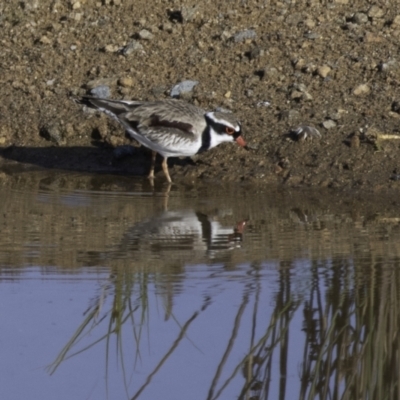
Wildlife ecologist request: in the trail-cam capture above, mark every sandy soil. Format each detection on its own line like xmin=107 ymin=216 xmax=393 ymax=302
xmin=1 ymin=0 xmax=400 ymax=192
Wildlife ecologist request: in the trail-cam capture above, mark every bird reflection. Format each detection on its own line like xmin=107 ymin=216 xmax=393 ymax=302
xmin=116 ymin=209 xmax=246 ymax=263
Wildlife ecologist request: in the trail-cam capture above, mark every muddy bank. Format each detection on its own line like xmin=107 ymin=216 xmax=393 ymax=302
xmin=1 ymin=0 xmax=400 ymax=190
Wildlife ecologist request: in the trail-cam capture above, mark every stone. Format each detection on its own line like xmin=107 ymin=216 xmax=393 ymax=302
xmin=40 ymin=35 xmax=51 ymax=45
xmin=322 ymin=119 xmax=337 ymax=130
xmin=317 ymin=65 xmax=331 ymax=78
xmin=233 ymin=29 xmax=256 ymax=43
xmin=123 ymin=40 xmax=144 ymax=56
xmin=138 ymin=29 xmax=154 ymax=40
xmin=104 ymin=44 xmax=118 ymax=53
xmin=90 ymin=85 xmax=111 ymax=98
xmin=368 ymin=6 xmax=384 ymax=19
xmin=118 ymin=77 xmax=134 ymax=88
xmin=393 ymin=15 xmax=400 ymax=26
xmin=353 ymin=84 xmax=370 ymax=96
xmin=170 ymin=80 xmax=199 ymax=98
xmin=353 ymin=12 xmax=368 ymax=24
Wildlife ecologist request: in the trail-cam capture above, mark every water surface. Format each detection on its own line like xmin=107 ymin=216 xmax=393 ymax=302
xmin=1 ymin=170 xmax=400 ymax=400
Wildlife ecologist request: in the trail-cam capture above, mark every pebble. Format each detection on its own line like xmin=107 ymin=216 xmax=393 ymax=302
xmin=322 ymin=119 xmax=337 ymax=130
xmin=379 ymin=60 xmax=398 ymax=72
xmin=368 ymin=6 xmax=384 ymax=19
xmin=181 ymin=5 xmax=199 ymax=22
xmin=23 ymin=0 xmax=40 ymax=10
xmin=353 ymin=12 xmax=368 ymax=24
xmin=350 ymin=134 xmax=360 ymax=148
xmin=123 ymin=40 xmax=144 ymax=56
xmin=170 ymin=80 xmax=199 ymax=98
xmin=234 ymin=29 xmax=256 ymax=43
xmin=364 ymin=32 xmax=383 ymax=43
xmin=104 ymin=44 xmax=119 ymax=53
xmin=393 ymin=15 xmax=400 ymax=26
xmin=248 ymin=47 xmax=263 ymax=60
xmin=304 ymin=32 xmax=320 ymax=40
xmin=317 ymin=65 xmax=331 ymax=78
xmin=42 ymin=125 xmax=64 ymax=144
xmin=40 ymin=35 xmax=51 ymax=45
xmin=90 ymin=85 xmax=111 ymax=98
xmin=353 ymin=83 xmax=370 ymax=96
xmin=118 ymin=77 xmax=134 ymax=88
xmin=138 ymin=29 xmax=154 ymax=40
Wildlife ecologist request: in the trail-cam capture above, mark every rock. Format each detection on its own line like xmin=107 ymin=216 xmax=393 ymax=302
xmin=364 ymin=32 xmax=383 ymax=43
xmin=248 ymin=47 xmax=263 ymax=60
xmin=393 ymin=15 xmax=400 ymax=26
xmin=72 ymin=1 xmax=81 ymax=9
xmin=118 ymin=77 xmax=134 ymax=88
xmin=40 ymin=36 xmax=51 ymax=45
xmin=368 ymin=6 xmax=385 ymax=19
xmin=353 ymin=83 xmax=370 ymax=96
xmin=291 ymin=90 xmax=303 ymax=100
xmin=138 ymin=29 xmax=154 ymax=40
xmin=90 ymin=86 xmax=111 ymax=98
xmin=304 ymin=32 xmax=321 ymax=40
xmin=293 ymin=58 xmax=306 ymax=71
xmin=104 ymin=44 xmax=119 ymax=53
xmin=334 ymin=0 xmax=348 ymax=4
xmin=22 ymin=0 xmax=39 ymax=11
xmin=317 ymin=65 xmax=331 ymax=78
xmin=181 ymin=5 xmax=199 ymax=22
xmin=378 ymin=60 xmax=398 ymax=72
xmin=322 ymin=119 xmax=337 ymax=130
xmin=41 ymin=125 xmax=64 ymax=144
xmin=353 ymin=12 xmax=368 ymax=24
xmin=170 ymin=80 xmax=199 ymax=98
xmin=233 ymin=29 xmax=256 ymax=43
xmin=350 ymin=134 xmax=360 ymax=148
xmin=123 ymin=40 xmax=144 ymax=56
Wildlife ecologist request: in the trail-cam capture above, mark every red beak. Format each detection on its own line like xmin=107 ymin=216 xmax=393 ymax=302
xmin=235 ymin=136 xmax=246 ymax=147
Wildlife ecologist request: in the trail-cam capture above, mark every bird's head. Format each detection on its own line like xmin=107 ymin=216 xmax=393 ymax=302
xmin=205 ymin=111 xmax=247 ymax=149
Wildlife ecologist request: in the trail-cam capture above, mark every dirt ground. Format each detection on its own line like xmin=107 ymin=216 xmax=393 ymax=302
xmin=2 ymin=0 xmax=400 ymax=193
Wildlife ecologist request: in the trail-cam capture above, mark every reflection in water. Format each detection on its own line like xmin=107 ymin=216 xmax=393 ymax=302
xmin=1 ymin=171 xmax=400 ymax=399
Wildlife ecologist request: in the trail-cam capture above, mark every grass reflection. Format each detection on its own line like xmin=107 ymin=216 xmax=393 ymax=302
xmin=47 ymin=257 xmax=400 ymax=399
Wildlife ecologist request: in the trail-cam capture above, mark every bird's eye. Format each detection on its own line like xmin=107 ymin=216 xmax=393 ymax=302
xmin=225 ymin=127 xmax=235 ymax=135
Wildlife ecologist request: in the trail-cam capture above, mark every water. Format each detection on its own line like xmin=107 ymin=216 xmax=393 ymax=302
xmin=1 ymin=169 xmax=400 ymax=400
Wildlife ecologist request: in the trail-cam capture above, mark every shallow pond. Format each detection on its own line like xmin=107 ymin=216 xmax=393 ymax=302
xmin=1 ymin=169 xmax=400 ymax=400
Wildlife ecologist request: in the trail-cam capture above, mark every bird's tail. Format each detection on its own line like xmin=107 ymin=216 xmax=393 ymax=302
xmin=72 ymin=95 xmax=140 ymax=116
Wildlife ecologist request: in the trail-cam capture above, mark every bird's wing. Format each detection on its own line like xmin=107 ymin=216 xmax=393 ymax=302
xmin=122 ymin=100 xmax=207 ymax=142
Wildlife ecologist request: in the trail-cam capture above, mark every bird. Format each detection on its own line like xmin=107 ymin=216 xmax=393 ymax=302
xmin=74 ymin=96 xmax=247 ymax=183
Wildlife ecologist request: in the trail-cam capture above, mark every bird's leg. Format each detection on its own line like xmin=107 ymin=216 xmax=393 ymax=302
xmin=148 ymin=151 xmax=157 ymax=180
xmin=161 ymin=157 xmax=172 ymax=183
